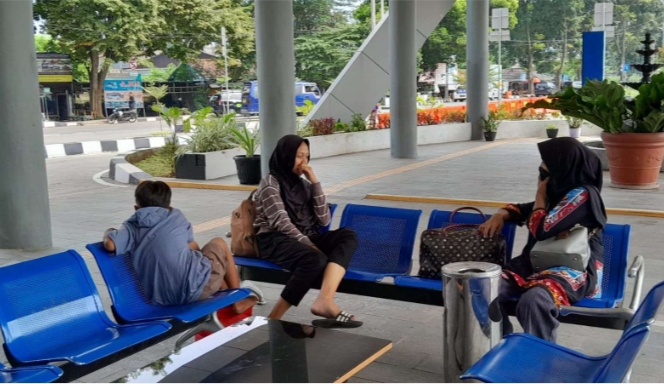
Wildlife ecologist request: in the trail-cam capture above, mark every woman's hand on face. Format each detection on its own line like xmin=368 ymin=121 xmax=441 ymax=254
xmin=479 ymin=215 xmax=504 ymax=238
xmin=300 ymin=165 xmax=319 ymax=184
xmin=537 ymin=177 xmax=549 ymax=198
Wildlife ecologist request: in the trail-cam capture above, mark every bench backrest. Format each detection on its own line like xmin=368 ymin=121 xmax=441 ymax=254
xmin=625 ymin=280 xmax=664 ymax=335
xmin=427 ymin=209 xmax=519 ymax=260
xmin=0 ymin=251 xmax=113 ymax=364
xmin=86 ymin=242 xmax=186 ymax=323
xmin=592 ymin=224 xmax=631 ymax=308
xmin=593 ymin=326 xmax=651 ymax=383
xmin=340 ymin=204 xmax=422 ymax=275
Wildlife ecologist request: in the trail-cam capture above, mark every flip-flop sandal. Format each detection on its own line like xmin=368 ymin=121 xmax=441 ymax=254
xmin=241 ymin=281 xmax=267 ymax=305
xmin=311 ymin=311 xmax=363 ymax=329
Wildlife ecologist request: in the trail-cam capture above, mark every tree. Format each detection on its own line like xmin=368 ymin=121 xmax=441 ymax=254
xmin=295 ymin=23 xmax=369 ymax=89
xmin=420 ymin=0 xmax=518 ymax=72
xmin=34 ymin=0 xmax=254 ymax=118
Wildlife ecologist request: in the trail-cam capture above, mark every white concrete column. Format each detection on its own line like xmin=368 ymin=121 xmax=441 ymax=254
xmin=466 ymin=0 xmax=490 ymax=140
xmin=255 ymin=0 xmax=297 ymax=175
xmin=390 ymin=0 xmax=417 ymax=159
xmin=0 ymin=0 xmax=52 ymax=250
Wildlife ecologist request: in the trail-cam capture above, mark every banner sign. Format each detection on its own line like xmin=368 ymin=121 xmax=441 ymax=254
xmin=104 ymin=75 xmax=144 ymax=109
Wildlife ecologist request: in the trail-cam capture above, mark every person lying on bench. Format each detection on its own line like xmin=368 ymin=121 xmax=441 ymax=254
xmin=479 ymin=138 xmax=607 ymax=342
xmin=254 ymin=135 xmax=361 ymax=328
xmin=103 ymin=180 xmax=258 ymax=312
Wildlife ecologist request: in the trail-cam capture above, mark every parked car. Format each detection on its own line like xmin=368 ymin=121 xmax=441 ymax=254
xmin=535 ymin=82 xmax=557 ymax=97
xmin=488 ymin=87 xmax=500 ymax=100
xmin=241 ymin=81 xmax=322 ymax=115
xmin=452 ymin=87 xmax=466 ymax=102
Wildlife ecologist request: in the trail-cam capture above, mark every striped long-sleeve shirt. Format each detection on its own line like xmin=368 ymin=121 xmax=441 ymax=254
xmin=254 ymin=174 xmax=331 ymax=247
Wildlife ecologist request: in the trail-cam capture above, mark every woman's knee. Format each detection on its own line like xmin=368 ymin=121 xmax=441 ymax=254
xmin=300 ymin=251 xmax=328 ymax=274
xmin=516 ymin=287 xmax=556 ymax=317
xmin=337 ymin=227 xmax=359 ymax=245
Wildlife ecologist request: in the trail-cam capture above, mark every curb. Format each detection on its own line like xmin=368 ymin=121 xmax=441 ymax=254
xmin=109 ymin=153 xmax=153 ymax=185
xmin=45 ymin=136 xmax=169 ymax=159
xmin=43 ymin=117 xmax=160 ymax=128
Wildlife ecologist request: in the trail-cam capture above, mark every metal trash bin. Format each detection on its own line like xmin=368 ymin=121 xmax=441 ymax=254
xmin=442 ymin=262 xmax=502 ymax=382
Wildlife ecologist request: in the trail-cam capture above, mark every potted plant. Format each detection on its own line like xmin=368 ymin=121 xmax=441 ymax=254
xmin=175 ymin=114 xmax=236 ymax=180
xmin=230 ymin=125 xmax=261 ymax=185
xmin=525 ymin=75 xmax=664 ymax=189
xmin=480 ymin=112 xmax=499 ymax=141
xmin=546 ymin=124 xmax=559 ymax=138
xmin=567 ymin=116 xmax=584 ymax=138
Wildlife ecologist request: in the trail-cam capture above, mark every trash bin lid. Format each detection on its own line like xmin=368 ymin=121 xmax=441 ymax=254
xmin=442 ymin=262 xmax=502 ymax=279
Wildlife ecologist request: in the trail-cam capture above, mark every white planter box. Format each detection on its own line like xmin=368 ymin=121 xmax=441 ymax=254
xmin=308 ymin=123 xmax=471 ymax=159
xmin=496 ymin=119 xmax=603 ymax=139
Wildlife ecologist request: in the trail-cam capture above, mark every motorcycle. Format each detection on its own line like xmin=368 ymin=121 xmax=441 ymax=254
xmin=108 ymin=108 xmax=138 ymax=124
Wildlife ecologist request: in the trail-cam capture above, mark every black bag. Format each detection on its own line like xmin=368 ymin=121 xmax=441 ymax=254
xmin=418 ymin=207 xmax=507 ymax=280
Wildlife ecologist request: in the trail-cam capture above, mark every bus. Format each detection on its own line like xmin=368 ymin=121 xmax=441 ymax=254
xmin=241 ymin=81 xmax=322 ymax=115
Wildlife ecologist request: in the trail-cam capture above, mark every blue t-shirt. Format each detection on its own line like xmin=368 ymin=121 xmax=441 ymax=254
xmin=108 ymin=207 xmax=211 ymax=305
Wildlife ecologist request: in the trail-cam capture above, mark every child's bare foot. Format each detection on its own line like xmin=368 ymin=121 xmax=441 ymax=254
xmin=232 ymin=296 xmax=258 ymax=315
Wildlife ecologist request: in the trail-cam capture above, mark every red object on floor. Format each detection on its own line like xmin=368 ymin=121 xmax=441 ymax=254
xmin=194 ymin=306 xmax=254 ymax=341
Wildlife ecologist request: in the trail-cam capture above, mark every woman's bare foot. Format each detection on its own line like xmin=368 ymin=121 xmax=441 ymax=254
xmin=232 ymin=296 xmax=258 ymax=315
xmin=310 ymin=297 xmax=356 ymax=320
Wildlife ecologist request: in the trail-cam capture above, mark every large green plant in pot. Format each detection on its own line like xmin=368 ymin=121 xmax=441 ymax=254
xmin=525 ymin=75 xmax=664 ymax=189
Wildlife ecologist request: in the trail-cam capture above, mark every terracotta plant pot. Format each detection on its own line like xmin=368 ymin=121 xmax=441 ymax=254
xmin=601 ymin=132 xmax=664 ymax=189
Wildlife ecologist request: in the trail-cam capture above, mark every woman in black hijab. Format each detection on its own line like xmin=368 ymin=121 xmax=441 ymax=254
xmin=479 ymin=137 xmax=607 ymax=342
xmin=253 ymin=135 xmax=361 ymax=328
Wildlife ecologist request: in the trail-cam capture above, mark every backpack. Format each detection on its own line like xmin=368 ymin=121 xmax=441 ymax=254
xmin=230 ymin=190 xmax=259 ymax=257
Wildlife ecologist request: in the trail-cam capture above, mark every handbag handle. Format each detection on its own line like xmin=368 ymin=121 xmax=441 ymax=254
xmin=449 ymin=207 xmax=488 ymax=224
xmin=442 ymin=223 xmax=481 ymax=234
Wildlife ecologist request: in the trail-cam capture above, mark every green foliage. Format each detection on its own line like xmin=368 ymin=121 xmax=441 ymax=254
xmin=143 ymin=64 xmax=177 ymax=84
xmin=566 ymin=116 xmax=584 ymax=129
xmin=229 ymin=125 xmax=260 ymax=157
xmin=143 ymin=85 xmax=169 ymax=105
xmin=524 ymin=80 xmax=627 ymax=133
xmin=297 ymin=124 xmax=314 ymax=138
xmin=335 ymin=121 xmax=349 ymax=132
xmin=546 ymin=124 xmax=558 ymax=130
xmin=183 ymin=107 xmax=216 ymax=133
xmin=178 ymin=114 xmax=237 ymax=154
xmin=480 ymin=111 xmax=501 ymax=132
xmin=348 ymin=113 xmax=367 ymax=132
xmin=295 ymin=23 xmax=369 ymax=89
xmin=152 ymin=106 xmax=184 ymax=128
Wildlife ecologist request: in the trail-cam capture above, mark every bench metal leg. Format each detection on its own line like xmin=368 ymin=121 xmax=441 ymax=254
xmin=627 ymin=255 xmax=645 ymax=311
xmin=174 ymin=316 xmax=221 ymax=352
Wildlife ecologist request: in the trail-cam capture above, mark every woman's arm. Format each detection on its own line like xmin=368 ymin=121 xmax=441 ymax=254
xmin=310 ymin=182 xmax=331 ymax=227
xmin=258 ymin=176 xmax=313 ymax=246
xmin=528 ymin=188 xmax=591 ymax=241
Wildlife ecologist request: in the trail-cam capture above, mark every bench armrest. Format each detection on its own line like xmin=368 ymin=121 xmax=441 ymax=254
xmin=627 ymin=255 xmax=645 ymax=311
xmin=559 ymin=306 xmax=635 ymax=321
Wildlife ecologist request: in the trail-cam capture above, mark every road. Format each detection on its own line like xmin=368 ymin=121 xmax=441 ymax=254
xmin=43 ymin=121 xmax=169 ymax=145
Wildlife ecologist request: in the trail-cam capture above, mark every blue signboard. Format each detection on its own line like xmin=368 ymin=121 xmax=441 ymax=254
xmin=104 ymin=75 xmax=143 ymax=109
xmin=623 ymin=64 xmax=630 ymax=72
xmin=582 ymin=31 xmax=605 ymax=85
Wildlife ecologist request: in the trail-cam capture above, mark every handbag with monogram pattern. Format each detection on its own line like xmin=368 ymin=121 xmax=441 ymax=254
xmin=418 ymin=207 xmax=507 ymax=279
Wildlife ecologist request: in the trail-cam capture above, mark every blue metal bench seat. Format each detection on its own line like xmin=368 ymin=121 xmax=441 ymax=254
xmin=0 ymin=251 xmax=171 ymax=366
xmin=461 ymin=280 xmax=664 ymax=383
xmin=0 ymin=362 xmax=62 ymax=383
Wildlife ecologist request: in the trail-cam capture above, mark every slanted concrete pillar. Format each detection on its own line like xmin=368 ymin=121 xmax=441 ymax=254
xmin=466 ymin=0 xmax=490 ymax=140
xmin=0 ymin=0 xmax=52 ymax=250
xmin=255 ymin=0 xmax=297 ymax=174
xmin=390 ymin=0 xmax=417 ymax=158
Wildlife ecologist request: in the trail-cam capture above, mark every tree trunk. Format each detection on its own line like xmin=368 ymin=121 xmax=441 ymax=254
xmin=620 ymin=29 xmax=627 ymax=82
xmin=527 ymin=24 xmax=535 ymax=95
xmin=89 ymin=50 xmax=104 ymax=118
xmin=556 ymin=29 xmax=568 ymax=90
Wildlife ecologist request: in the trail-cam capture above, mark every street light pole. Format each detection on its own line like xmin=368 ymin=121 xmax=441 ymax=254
xmin=221 ymin=27 xmax=230 ymax=114
xmin=371 ymin=0 xmax=376 ymax=30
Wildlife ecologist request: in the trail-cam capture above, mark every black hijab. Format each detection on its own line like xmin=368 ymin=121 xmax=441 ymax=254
xmin=538 ymin=137 xmax=607 ymax=228
xmin=269 ymin=135 xmax=317 ymax=233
